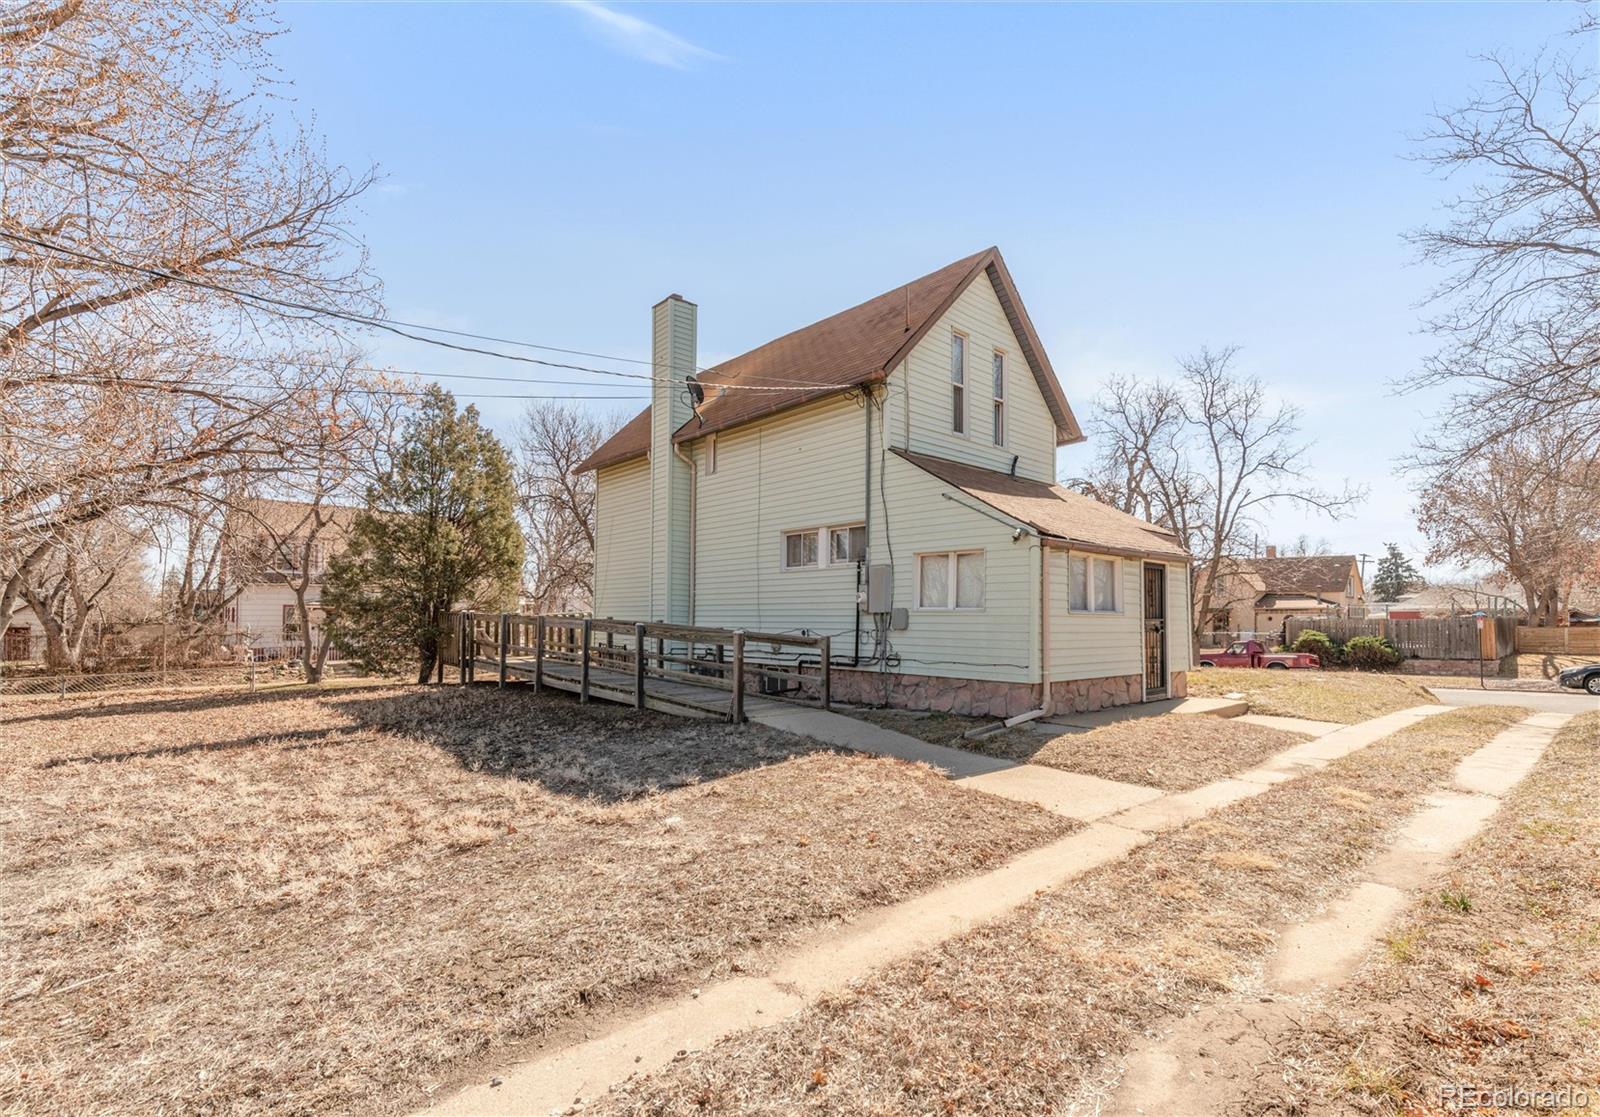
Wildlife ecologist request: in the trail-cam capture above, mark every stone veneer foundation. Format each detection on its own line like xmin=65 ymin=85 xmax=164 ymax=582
xmin=827 ymin=667 xmax=1189 ymax=719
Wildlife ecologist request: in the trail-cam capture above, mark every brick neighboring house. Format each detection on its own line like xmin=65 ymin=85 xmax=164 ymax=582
xmin=1199 ymin=547 xmax=1366 ymax=644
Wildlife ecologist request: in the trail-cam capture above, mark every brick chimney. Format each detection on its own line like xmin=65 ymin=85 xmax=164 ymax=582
xmin=1264 ymin=545 xmax=1278 ymax=559
xmin=649 ymin=294 xmax=696 ymax=622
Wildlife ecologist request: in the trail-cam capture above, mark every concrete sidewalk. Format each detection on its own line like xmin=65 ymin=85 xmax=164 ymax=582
xmin=743 ymin=698 xmax=1015 ymax=777
xmin=422 ymin=706 xmax=1447 ymax=1117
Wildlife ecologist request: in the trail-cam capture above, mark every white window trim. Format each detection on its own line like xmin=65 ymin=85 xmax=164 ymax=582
xmin=1066 ymin=553 xmax=1124 ymax=614
xmin=780 ymin=528 xmax=820 ymax=571
xmin=991 ymin=347 xmax=1006 ymax=447
xmin=780 ymin=522 xmax=866 ymax=571
xmin=705 ymin=433 xmax=717 ymax=475
xmin=950 ymin=329 xmax=969 ymax=437
xmin=913 ymin=548 xmax=987 ymax=611
xmin=828 ymin=523 xmax=867 ymax=565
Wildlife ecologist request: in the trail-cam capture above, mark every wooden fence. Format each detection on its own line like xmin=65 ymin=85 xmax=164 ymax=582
xmin=1515 ymin=626 xmax=1600 ymax=655
xmin=1284 ymin=616 xmax=1515 ymax=661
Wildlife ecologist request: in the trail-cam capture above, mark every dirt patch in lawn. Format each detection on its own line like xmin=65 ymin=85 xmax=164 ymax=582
xmin=1187 ymin=668 xmax=1438 ymax=723
xmin=1280 ymin=712 xmax=1600 ymax=1114
xmin=968 ymin=715 xmax=1312 ymax=791
xmin=0 ymin=685 xmax=1072 ymax=1117
xmin=583 ymin=706 xmax=1527 ymax=1117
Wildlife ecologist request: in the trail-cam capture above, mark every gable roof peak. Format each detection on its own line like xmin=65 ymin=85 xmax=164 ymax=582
xmin=576 ymin=247 xmax=1079 ymax=473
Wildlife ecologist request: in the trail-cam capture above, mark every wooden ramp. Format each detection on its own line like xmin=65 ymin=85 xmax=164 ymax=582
xmin=457 ymin=612 xmax=833 ymax=723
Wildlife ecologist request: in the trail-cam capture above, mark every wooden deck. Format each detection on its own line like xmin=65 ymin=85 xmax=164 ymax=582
xmin=457 ymin=612 xmax=832 ymax=723
xmin=476 ymin=654 xmax=735 ymax=719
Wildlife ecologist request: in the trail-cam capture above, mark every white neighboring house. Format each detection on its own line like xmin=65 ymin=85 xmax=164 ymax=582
xmin=2 ymin=605 xmax=46 ymax=663
xmin=576 ymin=247 xmax=1193 ymax=717
xmin=221 ymin=498 xmax=353 ymax=661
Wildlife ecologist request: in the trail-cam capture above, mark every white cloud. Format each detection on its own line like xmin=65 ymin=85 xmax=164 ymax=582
xmin=560 ymin=1 xmax=722 ymax=70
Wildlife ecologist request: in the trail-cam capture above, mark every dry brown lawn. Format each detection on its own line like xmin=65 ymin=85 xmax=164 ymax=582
xmin=858 ymin=709 xmax=1312 ymax=791
xmin=0 ymin=684 xmax=1072 ymax=1117
xmin=584 ymin=706 xmax=1528 ymax=1117
xmin=972 ymin=716 xmax=1312 ymax=791
xmin=1187 ymin=667 xmax=1438 ymax=723
xmin=1285 ymin=712 xmax=1600 ymax=1115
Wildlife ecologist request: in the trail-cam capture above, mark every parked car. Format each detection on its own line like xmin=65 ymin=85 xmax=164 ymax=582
xmin=1198 ymin=639 xmax=1321 ymax=670
xmin=1556 ymin=663 xmax=1600 ymax=695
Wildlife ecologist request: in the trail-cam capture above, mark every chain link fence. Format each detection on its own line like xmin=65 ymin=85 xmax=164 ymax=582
xmin=0 ymin=661 xmax=371 ymax=699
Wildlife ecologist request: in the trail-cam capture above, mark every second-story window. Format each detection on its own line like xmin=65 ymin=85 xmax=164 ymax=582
xmin=705 ymin=434 xmax=717 ymax=475
xmin=951 ymin=331 xmax=967 ymax=434
xmin=991 ymin=350 xmax=1006 ymax=445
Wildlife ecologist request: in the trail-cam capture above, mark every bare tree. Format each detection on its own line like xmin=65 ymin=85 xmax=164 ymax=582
xmin=513 ymin=403 xmax=621 ymax=613
xmin=16 ymin=515 xmax=149 ymax=668
xmin=1415 ymin=425 xmax=1600 ymax=626
xmin=1406 ymin=40 xmax=1600 ymax=457
xmin=1068 ymin=347 xmax=1363 ymax=646
xmin=0 ymin=0 xmax=380 ymax=612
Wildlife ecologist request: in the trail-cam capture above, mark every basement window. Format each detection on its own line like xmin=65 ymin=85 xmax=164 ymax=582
xmin=1068 ymin=555 xmax=1120 ymax=613
xmin=915 ymin=550 xmax=986 ymax=610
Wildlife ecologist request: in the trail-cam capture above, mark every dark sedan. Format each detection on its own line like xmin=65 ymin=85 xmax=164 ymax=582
xmin=1556 ymin=663 xmax=1600 ymax=695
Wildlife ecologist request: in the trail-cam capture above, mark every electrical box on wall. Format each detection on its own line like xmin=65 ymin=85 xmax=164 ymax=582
xmin=890 ymin=607 xmax=909 ymax=631
xmin=863 ymin=564 xmax=893 ymax=613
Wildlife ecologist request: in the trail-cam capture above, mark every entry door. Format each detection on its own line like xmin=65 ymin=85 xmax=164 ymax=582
xmin=1142 ymin=564 xmax=1168 ymax=700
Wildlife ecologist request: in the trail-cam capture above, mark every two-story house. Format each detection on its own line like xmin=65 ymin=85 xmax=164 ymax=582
xmin=1198 ymin=547 xmax=1367 ymax=643
xmin=576 ymin=248 xmax=1191 ymax=717
xmin=220 ymin=498 xmax=352 ymax=659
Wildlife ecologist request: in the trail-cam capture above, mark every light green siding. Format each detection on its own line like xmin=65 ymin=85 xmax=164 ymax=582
xmin=884 ymin=271 xmax=1059 ymax=482
xmin=867 ymin=407 xmax=1040 ymax=683
xmin=593 ymin=457 xmax=652 ymax=620
xmin=688 ymin=394 xmax=869 ymax=648
xmin=1047 ymin=550 xmax=1143 ymax=681
xmin=1167 ymin=562 xmax=1193 ymax=672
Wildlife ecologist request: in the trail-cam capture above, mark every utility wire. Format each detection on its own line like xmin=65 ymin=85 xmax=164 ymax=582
xmin=0 ymin=230 xmax=858 ymax=392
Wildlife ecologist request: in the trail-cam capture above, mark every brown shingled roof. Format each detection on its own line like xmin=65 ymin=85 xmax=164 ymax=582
xmin=1239 ymin=555 xmax=1357 ymax=595
xmin=575 ymin=248 xmax=1081 ymax=473
xmin=893 ymin=449 xmax=1190 ymax=561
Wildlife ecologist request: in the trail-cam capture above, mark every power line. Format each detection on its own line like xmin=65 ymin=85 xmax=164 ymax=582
xmin=0 ymin=230 xmax=852 ymax=392
xmin=10 ymin=372 xmax=647 ymax=404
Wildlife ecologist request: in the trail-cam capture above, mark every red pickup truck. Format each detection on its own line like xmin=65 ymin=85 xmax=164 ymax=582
xmin=1198 ymin=639 xmax=1321 ymax=670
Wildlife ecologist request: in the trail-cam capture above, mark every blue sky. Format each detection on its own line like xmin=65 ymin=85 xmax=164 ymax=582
xmin=276 ymin=0 xmax=1578 ymax=577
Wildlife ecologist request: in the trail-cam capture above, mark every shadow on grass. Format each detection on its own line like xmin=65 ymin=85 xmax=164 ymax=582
xmin=38 ymin=726 xmax=355 ymax=768
xmin=329 ymin=684 xmax=837 ymax=804
xmin=0 ymin=680 xmax=397 ymax=727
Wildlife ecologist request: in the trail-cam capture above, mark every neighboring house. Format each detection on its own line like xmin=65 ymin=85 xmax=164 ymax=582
xmin=1378 ymin=582 xmax=1527 ymax=621
xmin=220 ymin=498 xmax=353 ymax=659
xmin=576 ymin=247 xmax=1192 ymax=717
xmin=1199 ymin=548 xmax=1367 ymax=642
xmin=1 ymin=605 xmax=46 ymax=663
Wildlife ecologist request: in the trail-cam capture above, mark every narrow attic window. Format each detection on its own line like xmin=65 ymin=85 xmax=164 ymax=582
xmin=951 ymin=331 xmax=967 ymax=435
xmin=991 ymin=350 xmax=1006 ymax=446
xmin=705 ymin=434 xmax=717 ymax=475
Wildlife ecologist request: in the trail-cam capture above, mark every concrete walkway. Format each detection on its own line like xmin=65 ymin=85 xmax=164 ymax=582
xmin=1104 ymin=710 xmax=1572 ymax=1117
xmin=422 ymin=705 xmax=1447 ymax=1117
xmin=743 ymin=698 xmax=1014 ymax=777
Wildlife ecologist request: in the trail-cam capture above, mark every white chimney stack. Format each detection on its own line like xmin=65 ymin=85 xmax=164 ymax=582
xmin=649 ymin=293 xmax=696 ymax=622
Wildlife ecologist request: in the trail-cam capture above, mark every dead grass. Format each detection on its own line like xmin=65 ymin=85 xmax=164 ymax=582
xmin=1187 ymin=668 xmax=1439 ymax=723
xmin=1285 ymin=712 xmax=1600 ymax=1114
xmin=856 ymin=709 xmax=1314 ymax=791
xmin=0 ymin=684 xmax=1072 ymax=1117
xmin=583 ymin=705 xmax=1528 ymax=1117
